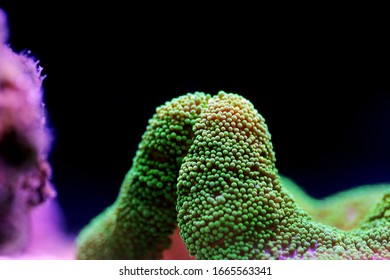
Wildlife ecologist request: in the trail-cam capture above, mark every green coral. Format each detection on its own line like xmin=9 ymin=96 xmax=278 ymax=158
xmin=76 ymin=92 xmax=211 ymax=259
xmin=76 ymin=91 xmax=390 ymax=260
xmin=281 ymin=176 xmax=390 ymax=230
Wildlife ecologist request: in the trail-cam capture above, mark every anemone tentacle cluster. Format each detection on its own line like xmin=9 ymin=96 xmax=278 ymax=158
xmin=76 ymin=91 xmax=390 ymax=260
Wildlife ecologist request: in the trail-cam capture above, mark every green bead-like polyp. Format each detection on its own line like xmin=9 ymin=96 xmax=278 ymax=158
xmin=76 ymin=91 xmax=390 ymax=260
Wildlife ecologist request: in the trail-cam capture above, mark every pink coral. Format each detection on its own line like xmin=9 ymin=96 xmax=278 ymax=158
xmin=0 ymin=10 xmax=56 ymax=256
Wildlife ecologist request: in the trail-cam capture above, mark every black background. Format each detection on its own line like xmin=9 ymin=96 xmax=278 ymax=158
xmin=1 ymin=2 xmax=390 ymax=234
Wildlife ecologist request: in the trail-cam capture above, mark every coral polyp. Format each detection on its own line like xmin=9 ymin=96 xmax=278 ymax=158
xmin=76 ymin=91 xmax=390 ymax=260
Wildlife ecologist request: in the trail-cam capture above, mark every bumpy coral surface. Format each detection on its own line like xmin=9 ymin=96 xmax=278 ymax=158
xmin=281 ymin=176 xmax=390 ymax=231
xmin=76 ymin=91 xmax=390 ymax=260
xmin=77 ymin=92 xmax=211 ymax=259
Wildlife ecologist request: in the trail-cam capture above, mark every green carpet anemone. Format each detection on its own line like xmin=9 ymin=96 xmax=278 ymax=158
xmin=76 ymin=91 xmax=390 ymax=260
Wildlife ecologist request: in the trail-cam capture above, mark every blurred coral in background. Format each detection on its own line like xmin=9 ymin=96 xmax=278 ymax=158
xmin=0 ymin=8 xmax=73 ymax=259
